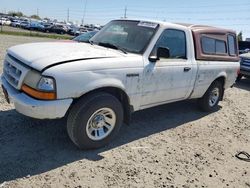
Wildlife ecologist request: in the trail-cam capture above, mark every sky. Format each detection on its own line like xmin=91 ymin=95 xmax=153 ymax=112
xmin=1 ymin=0 xmax=250 ymax=39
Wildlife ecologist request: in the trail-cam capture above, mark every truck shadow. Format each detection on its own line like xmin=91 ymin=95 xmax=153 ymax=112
xmin=0 ymin=100 xmax=219 ymax=183
xmin=235 ymin=78 xmax=250 ymax=91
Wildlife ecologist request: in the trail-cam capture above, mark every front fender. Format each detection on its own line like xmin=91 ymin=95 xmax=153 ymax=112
xmin=49 ymin=70 xmax=127 ymax=99
xmin=78 ymin=78 xmax=127 ymax=98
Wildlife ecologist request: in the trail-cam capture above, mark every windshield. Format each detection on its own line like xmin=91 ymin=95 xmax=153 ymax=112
xmin=91 ymin=20 xmax=159 ymax=54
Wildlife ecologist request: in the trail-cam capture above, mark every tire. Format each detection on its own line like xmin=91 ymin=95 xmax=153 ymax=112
xmin=67 ymin=92 xmax=124 ymax=149
xmin=198 ymin=81 xmax=223 ymax=112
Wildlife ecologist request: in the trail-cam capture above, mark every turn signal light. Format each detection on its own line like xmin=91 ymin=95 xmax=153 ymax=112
xmin=21 ymin=84 xmax=56 ymax=100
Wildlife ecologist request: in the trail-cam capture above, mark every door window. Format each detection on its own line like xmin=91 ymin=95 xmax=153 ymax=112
xmin=154 ymin=29 xmax=187 ymax=59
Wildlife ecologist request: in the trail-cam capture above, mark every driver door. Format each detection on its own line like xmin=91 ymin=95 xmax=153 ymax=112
xmin=141 ymin=29 xmax=195 ymax=108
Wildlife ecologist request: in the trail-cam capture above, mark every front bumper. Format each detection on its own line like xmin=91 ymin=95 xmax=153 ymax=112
xmin=1 ymin=75 xmax=73 ymax=119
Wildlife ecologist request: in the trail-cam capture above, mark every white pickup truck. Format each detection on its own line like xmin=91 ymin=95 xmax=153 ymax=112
xmin=1 ymin=19 xmax=239 ymax=149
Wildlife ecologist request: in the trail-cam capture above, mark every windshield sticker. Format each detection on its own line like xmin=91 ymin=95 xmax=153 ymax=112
xmin=137 ymin=21 xmax=158 ymax=28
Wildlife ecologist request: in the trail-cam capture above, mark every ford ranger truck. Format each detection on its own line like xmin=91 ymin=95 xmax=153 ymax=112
xmin=1 ymin=20 xmax=240 ymax=149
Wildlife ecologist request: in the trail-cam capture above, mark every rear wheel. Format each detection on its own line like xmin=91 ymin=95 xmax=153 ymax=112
xmin=198 ymin=81 xmax=223 ymax=112
xmin=67 ymin=92 xmax=123 ymax=149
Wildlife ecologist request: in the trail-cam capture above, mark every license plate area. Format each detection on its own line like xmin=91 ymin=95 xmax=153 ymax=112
xmin=1 ymin=85 xmax=10 ymax=103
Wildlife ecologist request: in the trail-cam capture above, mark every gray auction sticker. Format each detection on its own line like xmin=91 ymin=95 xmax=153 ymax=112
xmin=137 ymin=21 xmax=158 ymax=28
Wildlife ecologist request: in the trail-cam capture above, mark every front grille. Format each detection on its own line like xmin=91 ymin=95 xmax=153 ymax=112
xmin=3 ymin=61 xmax=22 ymax=87
xmin=3 ymin=54 xmax=30 ymax=89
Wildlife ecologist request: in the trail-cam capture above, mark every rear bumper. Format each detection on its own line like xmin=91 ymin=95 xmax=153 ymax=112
xmin=1 ymin=75 xmax=73 ymax=119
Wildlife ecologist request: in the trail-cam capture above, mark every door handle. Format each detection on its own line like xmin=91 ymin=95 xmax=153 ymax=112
xmin=184 ymin=67 xmax=191 ymax=72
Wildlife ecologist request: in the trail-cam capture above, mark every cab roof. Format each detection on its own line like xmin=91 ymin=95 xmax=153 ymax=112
xmin=115 ymin=19 xmax=236 ymax=34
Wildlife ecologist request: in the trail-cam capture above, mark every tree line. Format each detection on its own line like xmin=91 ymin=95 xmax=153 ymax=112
xmin=7 ymin=11 xmax=41 ymax=20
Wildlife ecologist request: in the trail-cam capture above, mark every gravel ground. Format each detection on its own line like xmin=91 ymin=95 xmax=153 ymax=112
xmin=0 ymin=34 xmax=56 ymax=71
xmin=0 ymin=34 xmax=250 ymax=188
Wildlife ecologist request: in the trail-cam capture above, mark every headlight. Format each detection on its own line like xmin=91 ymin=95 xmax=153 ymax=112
xmin=22 ymin=71 xmax=56 ymax=100
xmin=37 ymin=77 xmax=55 ymax=91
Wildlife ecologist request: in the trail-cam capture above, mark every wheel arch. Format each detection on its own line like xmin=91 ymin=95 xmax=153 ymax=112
xmin=70 ymin=86 xmax=132 ymax=125
xmin=208 ymin=75 xmax=226 ymax=101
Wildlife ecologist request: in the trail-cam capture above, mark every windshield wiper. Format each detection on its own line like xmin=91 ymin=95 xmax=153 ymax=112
xmin=98 ymin=42 xmax=127 ymax=54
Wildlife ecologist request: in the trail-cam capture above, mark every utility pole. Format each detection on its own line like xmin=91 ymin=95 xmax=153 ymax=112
xmin=82 ymin=0 xmax=88 ymax=26
xmin=124 ymin=6 xmax=127 ymax=19
xmin=67 ymin=8 xmax=69 ymax=23
xmin=37 ymin=8 xmax=39 ymax=17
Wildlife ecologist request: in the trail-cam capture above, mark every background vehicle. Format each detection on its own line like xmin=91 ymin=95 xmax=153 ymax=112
xmin=10 ymin=20 xmax=21 ymax=27
xmin=20 ymin=21 xmax=29 ymax=28
xmin=72 ymin=31 xmax=98 ymax=42
xmin=25 ymin=22 xmax=45 ymax=31
xmin=68 ymin=26 xmax=79 ymax=36
xmin=239 ymin=41 xmax=250 ymax=54
xmin=45 ymin=24 xmax=68 ymax=34
xmin=1 ymin=19 xmax=239 ymax=149
xmin=237 ymin=52 xmax=250 ymax=81
xmin=0 ymin=17 xmax=11 ymax=25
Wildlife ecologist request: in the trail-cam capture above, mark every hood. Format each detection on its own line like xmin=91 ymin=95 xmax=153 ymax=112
xmin=7 ymin=42 xmax=125 ymax=71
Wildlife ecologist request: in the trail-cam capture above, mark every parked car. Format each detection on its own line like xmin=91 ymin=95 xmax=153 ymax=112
xmin=0 ymin=17 xmax=11 ymax=25
xmin=239 ymin=41 xmax=250 ymax=54
xmin=25 ymin=22 xmax=45 ymax=31
xmin=45 ymin=24 xmax=68 ymax=34
xmin=42 ymin=23 xmax=52 ymax=29
xmin=68 ymin=26 xmax=79 ymax=36
xmin=72 ymin=31 xmax=98 ymax=42
xmin=1 ymin=19 xmax=239 ymax=149
xmin=10 ymin=20 xmax=21 ymax=27
xmin=237 ymin=52 xmax=250 ymax=81
xmin=20 ymin=21 xmax=29 ymax=29
xmin=69 ymin=27 xmax=90 ymax=36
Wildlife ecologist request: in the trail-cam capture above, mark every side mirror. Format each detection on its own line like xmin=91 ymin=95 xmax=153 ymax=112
xmin=157 ymin=47 xmax=170 ymax=59
xmin=149 ymin=47 xmax=170 ymax=62
xmin=148 ymin=55 xmax=159 ymax=62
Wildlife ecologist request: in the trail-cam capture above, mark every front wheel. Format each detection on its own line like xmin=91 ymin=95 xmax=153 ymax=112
xmin=67 ymin=92 xmax=123 ymax=149
xmin=198 ymin=81 xmax=223 ymax=112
